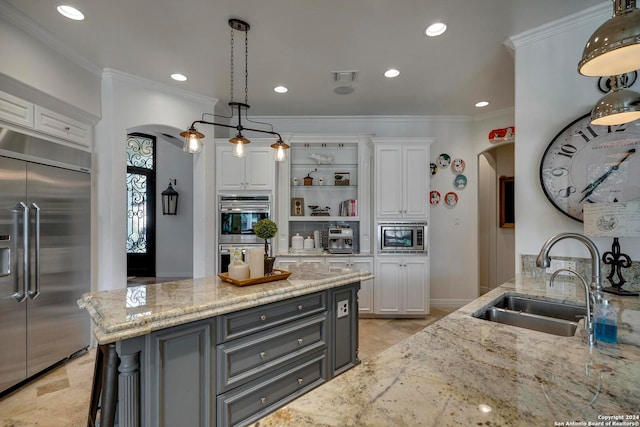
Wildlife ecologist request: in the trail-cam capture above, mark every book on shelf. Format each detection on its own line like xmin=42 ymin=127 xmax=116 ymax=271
xmin=339 ymin=199 xmax=357 ymax=216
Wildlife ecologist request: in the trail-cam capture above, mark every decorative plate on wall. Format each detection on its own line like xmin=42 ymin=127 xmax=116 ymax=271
xmin=451 ymin=158 xmax=466 ymax=173
xmin=430 ymin=162 xmax=438 ymax=175
xmin=444 ymin=191 xmax=458 ymax=207
xmin=437 ymin=153 xmax=451 ymax=169
xmin=454 ymin=174 xmax=467 ymax=189
xmin=430 ymin=190 xmax=441 ymax=206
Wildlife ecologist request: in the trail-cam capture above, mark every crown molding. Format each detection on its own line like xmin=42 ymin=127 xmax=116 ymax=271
xmin=0 ymin=0 xmax=102 ymax=76
xmin=102 ymin=69 xmax=217 ymax=106
xmin=508 ymin=2 xmax=610 ymax=50
xmin=253 ymin=115 xmax=471 ymax=124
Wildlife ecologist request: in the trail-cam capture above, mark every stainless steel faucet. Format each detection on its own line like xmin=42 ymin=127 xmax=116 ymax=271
xmin=550 ymin=268 xmax=595 ymax=347
xmin=536 ymin=232 xmax=602 ymax=293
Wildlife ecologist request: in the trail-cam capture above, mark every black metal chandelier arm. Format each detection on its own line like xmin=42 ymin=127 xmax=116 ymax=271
xmin=190 ymin=120 xmax=283 ymax=140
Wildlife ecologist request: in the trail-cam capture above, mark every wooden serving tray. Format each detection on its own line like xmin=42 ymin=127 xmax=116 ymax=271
xmin=217 ymin=270 xmax=292 ymax=287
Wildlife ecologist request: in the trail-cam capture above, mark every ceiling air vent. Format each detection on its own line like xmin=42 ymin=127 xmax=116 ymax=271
xmin=332 ymin=70 xmax=358 ymax=95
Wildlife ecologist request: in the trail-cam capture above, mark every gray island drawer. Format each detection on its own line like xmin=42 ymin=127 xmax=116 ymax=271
xmin=217 ymin=312 xmax=327 ymax=391
xmin=217 ymin=351 xmax=327 ymax=427
xmin=217 ymin=292 xmax=327 ymax=342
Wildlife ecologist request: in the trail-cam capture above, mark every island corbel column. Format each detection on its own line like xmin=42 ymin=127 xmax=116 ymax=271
xmin=117 ymin=345 xmax=141 ymax=427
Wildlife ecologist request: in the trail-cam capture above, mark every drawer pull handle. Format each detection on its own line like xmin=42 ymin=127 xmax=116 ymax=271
xmin=260 ymin=315 xmax=267 ymax=321
xmin=261 ymin=397 xmax=267 ymax=405
xmin=297 ymin=338 xmax=303 ymax=345
xmin=260 ymin=351 xmax=267 ymax=359
xmin=297 ymin=378 xmax=304 ymax=385
xmin=298 ymin=304 xmax=304 ymax=311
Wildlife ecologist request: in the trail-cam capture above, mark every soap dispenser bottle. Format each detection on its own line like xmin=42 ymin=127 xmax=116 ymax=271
xmin=594 ymin=298 xmax=618 ymax=344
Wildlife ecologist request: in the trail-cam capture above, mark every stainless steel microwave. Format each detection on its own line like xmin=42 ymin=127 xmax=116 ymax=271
xmin=377 ymin=222 xmax=427 ymax=254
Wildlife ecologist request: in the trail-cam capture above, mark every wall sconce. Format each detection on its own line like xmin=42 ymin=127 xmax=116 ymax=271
xmin=161 ymin=179 xmax=179 ymax=215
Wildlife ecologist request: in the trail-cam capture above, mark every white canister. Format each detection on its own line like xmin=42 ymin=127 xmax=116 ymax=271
xmin=304 ymin=236 xmax=314 ymax=249
xmin=248 ymin=247 xmax=265 ymax=278
xmin=228 ymin=260 xmax=250 ymax=281
xmin=291 ymin=233 xmax=304 ymax=250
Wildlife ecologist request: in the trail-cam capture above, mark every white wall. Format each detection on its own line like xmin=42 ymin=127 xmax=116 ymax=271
xmin=511 ymin=4 xmax=640 ymax=270
xmin=96 ymin=69 xmax=215 ymax=291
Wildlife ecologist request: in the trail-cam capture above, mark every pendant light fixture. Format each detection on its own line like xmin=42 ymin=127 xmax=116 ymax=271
xmin=591 ymin=74 xmax=640 ymax=125
xmin=578 ymin=0 xmax=640 ymax=77
xmin=180 ymin=19 xmax=289 ymax=161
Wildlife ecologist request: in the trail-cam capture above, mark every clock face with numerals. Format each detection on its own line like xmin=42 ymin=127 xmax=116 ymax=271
xmin=539 ymin=113 xmax=640 ymax=222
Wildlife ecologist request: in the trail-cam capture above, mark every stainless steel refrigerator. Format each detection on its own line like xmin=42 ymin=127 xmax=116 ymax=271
xmin=0 ymin=128 xmax=91 ymax=394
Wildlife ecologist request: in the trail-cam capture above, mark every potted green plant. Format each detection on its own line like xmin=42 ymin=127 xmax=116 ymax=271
xmin=253 ymin=218 xmax=278 ymax=275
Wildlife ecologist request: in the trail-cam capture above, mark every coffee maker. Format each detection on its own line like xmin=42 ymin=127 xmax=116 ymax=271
xmin=328 ymin=226 xmax=353 ymax=254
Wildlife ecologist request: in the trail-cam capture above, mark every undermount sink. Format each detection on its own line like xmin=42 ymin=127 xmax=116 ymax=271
xmin=473 ymin=294 xmax=587 ymax=337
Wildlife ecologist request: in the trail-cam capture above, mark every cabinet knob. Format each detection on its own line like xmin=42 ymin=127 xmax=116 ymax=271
xmin=261 ymin=397 xmax=267 ymax=405
xmin=297 ymin=378 xmax=304 ymax=385
xmin=260 ymin=351 xmax=267 ymax=359
xmin=298 ymin=304 xmax=304 ymax=311
xmin=64 ymin=126 xmax=70 ymax=131
xmin=297 ymin=338 xmax=304 ymax=345
xmin=260 ymin=314 xmax=268 ymax=321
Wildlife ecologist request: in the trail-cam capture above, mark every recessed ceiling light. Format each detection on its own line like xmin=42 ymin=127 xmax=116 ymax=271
xmin=170 ymin=73 xmax=187 ymax=82
xmin=274 ymin=86 xmax=288 ymax=93
xmin=384 ymin=69 xmax=400 ymax=78
xmin=475 ymin=101 xmax=489 ymax=108
xmin=478 ymin=404 xmax=492 ymax=413
xmin=57 ymin=5 xmax=85 ymax=21
xmin=425 ymin=22 xmax=447 ymax=37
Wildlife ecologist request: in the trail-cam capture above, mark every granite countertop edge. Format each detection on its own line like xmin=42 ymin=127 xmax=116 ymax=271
xmin=79 ymin=267 xmax=373 ymax=344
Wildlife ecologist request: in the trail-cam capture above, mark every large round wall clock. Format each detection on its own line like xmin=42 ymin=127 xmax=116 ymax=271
xmin=539 ymin=113 xmax=640 ymax=222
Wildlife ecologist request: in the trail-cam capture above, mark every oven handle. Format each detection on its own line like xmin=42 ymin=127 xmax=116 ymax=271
xmin=219 ymin=203 xmax=271 ymax=212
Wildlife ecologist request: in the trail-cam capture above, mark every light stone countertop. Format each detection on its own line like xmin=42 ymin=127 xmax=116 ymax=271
xmin=78 ymin=264 xmax=373 ymax=344
xmin=255 ymin=275 xmax=640 ymax=427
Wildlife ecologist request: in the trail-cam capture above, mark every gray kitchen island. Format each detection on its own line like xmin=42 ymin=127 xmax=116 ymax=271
xmin=79 ymin=264 xmax=372 ymax=427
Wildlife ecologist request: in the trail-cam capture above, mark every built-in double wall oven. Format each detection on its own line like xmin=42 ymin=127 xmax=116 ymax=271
xmin=218 ymin=195 xmax=271 ymax=273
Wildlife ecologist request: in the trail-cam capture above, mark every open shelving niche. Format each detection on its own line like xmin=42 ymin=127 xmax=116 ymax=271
xmin=275 ymin=136 xmax=373 ymax=255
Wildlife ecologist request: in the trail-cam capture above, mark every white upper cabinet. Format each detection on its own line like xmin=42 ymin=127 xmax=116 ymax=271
xmin=0 ymin=90 xmax=94 ymax=149
xmin=0 ymin=90 xmax=34 ymax=128
xmin=373 ymin=138 xmax=433 ymax=220
xmin=216 ymin=143 xmax=275 ymax=191
xmin=34 ymin=106 xmax=92 ymax=148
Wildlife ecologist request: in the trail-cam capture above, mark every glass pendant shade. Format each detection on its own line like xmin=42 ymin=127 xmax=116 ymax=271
xmin=232 ymin=140 xmax=247 ymax=158
xmin=271 ymin=140 xmax=289 ymax=162
xmin=591 ymin=86 xmax=640 ymax=125
xmin=578 ymin=2 xmax=640 ymax=76
xmin=180 ymin=127 xmax=204 ymax=153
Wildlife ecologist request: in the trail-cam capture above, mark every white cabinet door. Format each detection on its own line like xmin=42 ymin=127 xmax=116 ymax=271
xmin=374 ymin=256 xmax=428 ymax=315
xmin=244 ymin=148 xmax=274 ymax=190
xmin=403 ymin=146 xmax=429 ymax=218
xmin=374 ymin=142 xmax=429 ymax=220
xmin=216 ymin=146 xmax=245 ymax=190
xmin=351 ymin=258 xmax=374 ymax=315
xmin=300 ymin=257 xmax=325 ymax=266
xmin=217 ymin=145 xmax=274 ymax=191
xmin=274 ymin=257 xmax=299 ymax=269
xmin=34 ymin=106 xmax=92 ymax=148
xmin=374 ymin=258 xmax=402 ymax=315
xmin=375 ymin=146 xmax=403 ymax=219
xmin=404 ymin=258 xmax=429 ymax=314
xmin=0 ymin=90 xmax=34 ymax=128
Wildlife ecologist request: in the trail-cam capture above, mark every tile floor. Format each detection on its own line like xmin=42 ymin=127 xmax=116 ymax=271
xmin=0 ymin=309 xmax=454 ymax=426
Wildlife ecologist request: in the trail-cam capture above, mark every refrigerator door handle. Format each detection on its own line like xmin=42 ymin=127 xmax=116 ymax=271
xmin=10 ymin=202 xmax=28 ymax=302
xmin=28 ymin=203 xmax=41 ymax=299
